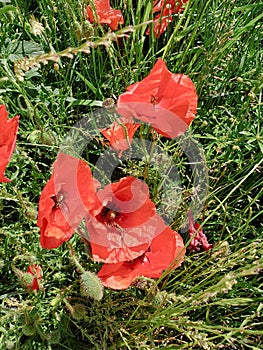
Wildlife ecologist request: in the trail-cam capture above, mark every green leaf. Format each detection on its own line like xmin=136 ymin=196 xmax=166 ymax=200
xmin=8 ymin=41 xmax=44 ymax=61
xmin=0 ymin=5 xmax=16 ymax=17
xmin=76 ymin=72 xmax=98 ymax=94
xmin=66 ymin=97 xmax=102 ymax=107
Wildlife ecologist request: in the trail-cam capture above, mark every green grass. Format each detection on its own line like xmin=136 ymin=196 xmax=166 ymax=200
xmin=0 ymin=0 xmax=263 ymax=349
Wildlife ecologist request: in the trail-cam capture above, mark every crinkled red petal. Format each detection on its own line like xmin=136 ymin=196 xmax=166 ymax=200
xmin=87 ymin=177 xmax=168 ymax=263
xmin=98 ymin=226 xmax=185 ymax=289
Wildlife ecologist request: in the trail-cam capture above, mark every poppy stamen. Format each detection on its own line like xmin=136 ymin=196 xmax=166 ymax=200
xmin=52 ymin=191 xmax=66 ymax=208
xmin=100 ymin=206 xmax=121 ymax=226
xmin=150 ymin=95 xmax=159 ymax=105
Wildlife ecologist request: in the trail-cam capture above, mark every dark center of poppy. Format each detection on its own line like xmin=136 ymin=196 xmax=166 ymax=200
xmin=150 ymin=95 xmax=159 ymax=105
xmin=125 ymin=247 xmax=151 ymax=270
xmin=99 ymin=206 xmax=119 ymax=226
xmin=52 ymin=190 xmax=66 ymax=208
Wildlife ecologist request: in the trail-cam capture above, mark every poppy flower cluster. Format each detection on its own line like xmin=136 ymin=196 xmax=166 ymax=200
xmin=0 ymin=105 xmax=19 ymax=183
xmin=85 ymin=0 xmax=187 ymax=38
xmin=38 ymin=58 xmax=199 ymax=289
xmin=38 ymin=153 xmax=185 ymax=289
xmin=146 ymin=0 xmax=188 ymax=38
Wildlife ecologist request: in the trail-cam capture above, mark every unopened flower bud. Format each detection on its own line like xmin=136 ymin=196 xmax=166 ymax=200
xmin=80 ymin=271 xmax=104 ymax=301
xmin=248 ymin=91 xmax=256 ymax=99
xmin=20 ymin=272 xmax=34 ymax=287
xmin=24 ymin=206 xmax=37 ymax=221
xmin=45 ymin=331 xmax=61 ymax=345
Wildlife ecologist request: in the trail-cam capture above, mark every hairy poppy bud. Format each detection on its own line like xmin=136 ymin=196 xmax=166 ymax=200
xmin=20 ymin=273 xmax=34 ymax=287
xmin=80 ymin=271 xmax=104 ymax=301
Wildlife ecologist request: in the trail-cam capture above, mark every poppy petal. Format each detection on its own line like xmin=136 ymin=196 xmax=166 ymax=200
xmin=98 ymin=260 xmax=141 ymax=290
xmin=117 ymin=59 xmax=197 ymax=138
xmin=140 ymin=226 xmax=185 ymax=275
xmin=0 ymin=105 xmax=19 ymax=182
xmin=146 ymin=1 xmax=188 ymax=38
xmin=27 ymin=264 xmax=42 ymax=291
xmin=86 ymin=0 xmax=124 ymax=30
xmin=37 ymin=153 xmax=97 ymax=249
xmin=98 ymin=226 xmax=185 ymax=289
xmin=100 ymin=119 xmax=140 ymax=156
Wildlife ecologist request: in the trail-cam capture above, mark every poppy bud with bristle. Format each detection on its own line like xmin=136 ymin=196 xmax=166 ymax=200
xmin=80 ymin=271 xmax=104 ymax=301
xmin=20 ymin=272 xmax=34 ymax=287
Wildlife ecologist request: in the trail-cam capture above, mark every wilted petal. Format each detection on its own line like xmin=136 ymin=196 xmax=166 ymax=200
xmin=188 ymin=211 xmax=212 ymax=252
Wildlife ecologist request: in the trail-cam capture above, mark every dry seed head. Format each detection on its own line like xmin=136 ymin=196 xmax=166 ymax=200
xmin=29 ymin=16 xmax=45 ymax=36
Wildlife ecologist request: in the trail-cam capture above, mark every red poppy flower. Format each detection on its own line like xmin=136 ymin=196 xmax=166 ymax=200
xmin=188 ymin=211 xmax=212 ymax=252
xmin=37 ymin=153 xmax=98 ymax=249
xmin=0 ymin=105 xmax=19 ymax=182
xmin=86 ymin=176 xmax=168 ymax=264
xmin=100 ymin=118 xmax=140 ymax=156
xmin=86 ymin=0 xmax=124 ymax=31
xmin=117 ymin=58 xmax=197 ymax=138
xmin=98 ymin=225 xmax=185 ymax=290
xmin=146 ymin=0 xmax=188 ymax=38
xmin=27 ymin=264 xmax=42 ymax=291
